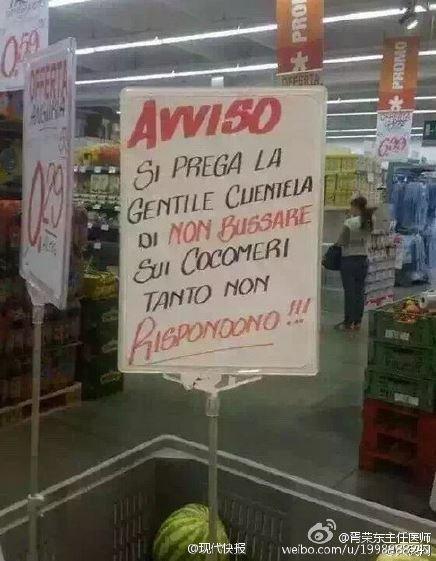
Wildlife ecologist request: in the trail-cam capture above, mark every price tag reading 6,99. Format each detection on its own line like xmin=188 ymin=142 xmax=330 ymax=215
xmin=28 ymin=160 xmax=64 ymax=254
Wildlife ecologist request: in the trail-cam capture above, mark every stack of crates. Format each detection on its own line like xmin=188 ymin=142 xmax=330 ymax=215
xmin=78 ymin=295 xmax=124 ymax=400
xmin=360 ymin=299 xmax=436 ymax=485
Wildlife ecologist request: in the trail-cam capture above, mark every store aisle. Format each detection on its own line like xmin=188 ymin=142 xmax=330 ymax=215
xmin=0 ymin=307 xmax=433 ymax=519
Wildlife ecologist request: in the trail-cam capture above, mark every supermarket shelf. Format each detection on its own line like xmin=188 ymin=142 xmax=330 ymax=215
xmin=74 ymin=165 xmax=119 ymax=174
xmin=0 ymin=119 xmax=22 ymax=136
xmin=0 ymin=382 xmax=82 ymax=430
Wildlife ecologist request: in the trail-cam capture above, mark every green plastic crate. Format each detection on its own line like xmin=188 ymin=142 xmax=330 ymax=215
xmin=369 ymin=306 xmax=436 ymax=349
xmin=368 ymin=340 xmax=436 ymax=378
xmin=365 ymin=367 xmax=436 ymax=412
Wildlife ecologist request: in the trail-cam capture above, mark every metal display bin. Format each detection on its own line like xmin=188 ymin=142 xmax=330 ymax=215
xmin=1 ymin=435 xmax=436 ymax=561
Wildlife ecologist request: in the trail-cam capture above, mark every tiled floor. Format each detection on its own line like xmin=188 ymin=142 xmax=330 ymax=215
xmin=0 ymin=289 xmax=434 ymax=522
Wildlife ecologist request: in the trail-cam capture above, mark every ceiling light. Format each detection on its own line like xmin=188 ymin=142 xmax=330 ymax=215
xmin=407 ymin=17 xmax=419 ymax=29
xmin=75 ymin=49 xmax=436 ymax=87
xmin=328 ymin=109 xmax=436 ymax=117
xmin=327 ymin=133 xmax=423 ymax=139
xmin=327 ymin=134 xmax=377 ymax=139
xmin=76 ymin=63 xmax=278 ymax=85
xmin=328 ymin=111 xmax=378 ymax=117
xmin=72 ymin=1 xmax=436 ymax=59
xmin=328 ymin=96 xmax=436 ymax=105
xmin=49 ymin=0 xmax=92 ymax=5
xmin=77 ymin=25 xmax=277 ymax=55
xmin=328 ymin=98 xmax=378 ymax=105
xmin=324 ymin=8 xmax=403 ymax=24
xmin=327 ymin=127 xmax=423 ymax=132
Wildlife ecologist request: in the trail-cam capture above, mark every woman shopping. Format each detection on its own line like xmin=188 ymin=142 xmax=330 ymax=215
xmin=336 ymin=196 xmax=374 ymax=331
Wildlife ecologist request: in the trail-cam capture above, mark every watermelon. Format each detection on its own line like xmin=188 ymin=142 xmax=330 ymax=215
xmin=153 ymin=504 xmax=229 ymax=561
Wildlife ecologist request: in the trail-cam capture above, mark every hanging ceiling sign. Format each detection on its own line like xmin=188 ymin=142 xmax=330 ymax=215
xmin=277 ymin=0 xmax=324 ymax=86
xmin=375 ymin=36 xmax=420 ymax=161
xmin=20 ymin=38 xmax=76 ymax=309
xmin=0 ymin=0 xmax=49 ymax=92
xmin=119 ymin=87 xmax=326 ymax=376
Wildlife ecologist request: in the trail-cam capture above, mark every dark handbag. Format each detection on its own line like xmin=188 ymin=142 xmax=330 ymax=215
xmin=322 ymin=244 xmax=342 ymax=271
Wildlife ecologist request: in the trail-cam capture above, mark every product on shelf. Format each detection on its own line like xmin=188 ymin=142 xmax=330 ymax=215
xmin=365 ymin=231 xmax=396 ymax=311
xmin=78 ymin=291 xmax=123 ymax=400
xmin=83 ymin=270 xmax=118 ymax=300
xmin=324 ymin=153 xmax=385 ymax=209
xmin=0 ymin=201 xmax=88 ymax=426
xmin=75 ymin=143 xmax=120 ymax=167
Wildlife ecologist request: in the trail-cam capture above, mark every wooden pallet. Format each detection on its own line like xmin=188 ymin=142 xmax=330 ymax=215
xmin=0 ymin=383 xmax=82 ymax=429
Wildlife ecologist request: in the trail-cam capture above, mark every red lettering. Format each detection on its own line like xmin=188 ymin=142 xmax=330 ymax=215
xmin=127 ymin=97 xmax=282 ymax=149
xmin=128 ymin=316 xmax=156 ymax=364
xmin=127 ymin=100 xmax=157 ymax=149
xmin=161 ymin=104 xmax=211 ymax=141
xmin=128 ymin=311 xmax=280 ymax=364
xmin=222 ymin=99 xmax=254 ymax=134
xmin=250 ymin=97 xmax=282 ymax=134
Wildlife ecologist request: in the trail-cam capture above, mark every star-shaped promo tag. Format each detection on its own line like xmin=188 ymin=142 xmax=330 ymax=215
xmin=388 ymin=95 xmax=404 ymax=111
xmin=291 ymin=51 xmax=309 ymax=73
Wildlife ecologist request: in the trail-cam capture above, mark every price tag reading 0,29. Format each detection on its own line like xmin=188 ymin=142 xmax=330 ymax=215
xmin=27 ymin=160 xmax=64 ymax=256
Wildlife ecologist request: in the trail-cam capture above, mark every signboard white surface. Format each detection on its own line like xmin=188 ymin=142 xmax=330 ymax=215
xmin=0 ymin=0 xmax=49 ymax=91
xmin=20 ymin=38 xmax=76 ymax=309
xmin=375 ymin=110 xmax=413 ymax=161
xmin=119 ymin=87 xmax=326 ymax=375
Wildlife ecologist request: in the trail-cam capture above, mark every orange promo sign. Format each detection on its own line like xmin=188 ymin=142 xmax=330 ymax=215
xmin=277 ymin=0 xmax=324 ymax=76
xmin=378 ymin=36 xmax=420 ymax=111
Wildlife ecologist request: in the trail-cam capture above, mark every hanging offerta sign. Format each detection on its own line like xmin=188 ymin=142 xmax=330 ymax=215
xmin=0 ymin=0 xmax=49 ymax=91
xmin=277 ymin=0 xmax=324 ymax=85
xmin=20 ymin=38 xmax=76 ymax=309
xmin=119 ymin=87 xmax=326 ymax=376
xmin=375 ymin=36 xmax=420 ymax=161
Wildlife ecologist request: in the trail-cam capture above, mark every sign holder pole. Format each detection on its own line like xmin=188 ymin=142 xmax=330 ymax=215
xmin=26 ymin=284 xmax=46 ymax=561
xmin=164 ymin=373 xmax=262 ymax=556
xmin=206 ymin=392 xmax=220 ymax=558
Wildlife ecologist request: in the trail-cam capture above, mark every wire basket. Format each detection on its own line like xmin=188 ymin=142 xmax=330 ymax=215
xmin=1 ymin=435 xmax=436 ymax=561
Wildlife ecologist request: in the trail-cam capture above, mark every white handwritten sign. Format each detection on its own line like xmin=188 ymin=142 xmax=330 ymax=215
xmin=375 ymin=110 xmax=413 ymax=161
xmin=20 ymin=38 xmax=76 ymax=309
xmin=0 ymin=0 xmax=49 ymax=91
xmin=119 ymin=88 xmax=326 ymax=375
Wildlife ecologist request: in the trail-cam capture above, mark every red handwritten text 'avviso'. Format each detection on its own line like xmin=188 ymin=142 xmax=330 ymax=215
xmin=127 ymin=98 xmax=282 ymax=149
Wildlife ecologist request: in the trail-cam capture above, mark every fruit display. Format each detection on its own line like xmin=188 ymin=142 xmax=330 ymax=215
xmin=397 ymin=298 xmax=427 ymax=323
xmin=75 ymin=143 xmax=120 ymax=167
xmin=153 ymin=504 xmax=228 ymax=561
